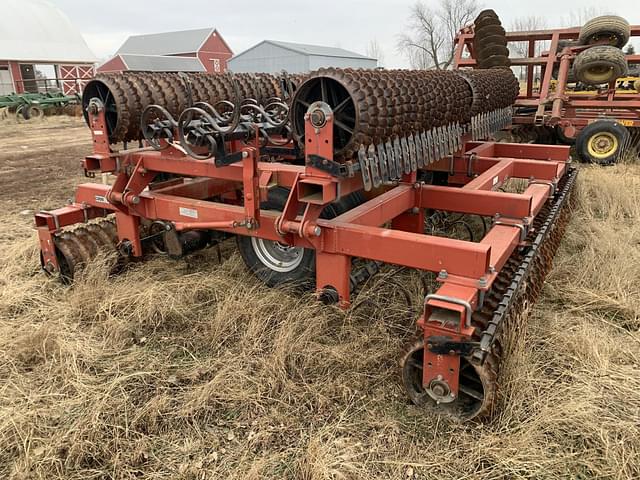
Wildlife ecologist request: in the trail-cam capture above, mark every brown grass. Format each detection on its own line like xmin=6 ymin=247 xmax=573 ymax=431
xmin=1 ymin=123 xmax=639 ymax=478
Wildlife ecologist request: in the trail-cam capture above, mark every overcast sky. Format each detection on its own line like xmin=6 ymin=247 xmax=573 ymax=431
xmin=51 ymin=0 xmax=639 ymax=68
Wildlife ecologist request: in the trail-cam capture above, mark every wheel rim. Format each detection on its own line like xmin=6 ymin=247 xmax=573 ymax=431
xmin=250 ymin=237 xmax=304 ymax=273
xmin=587 ymin=34 xmax=620 ymax=47
xmin=584 ymin=64 xmax=615 ymax=83
xmin=587 ymin=131 xmax=618 ymax=159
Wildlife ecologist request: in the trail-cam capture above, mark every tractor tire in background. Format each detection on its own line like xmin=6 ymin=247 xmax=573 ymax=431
xmin=578 ymin=15 xmax=631 ymax=48
xmin=237 ymin=187 xmax=364 ymax=288
xmin=16 ymin=104 xmax=44 ymax=122
xmin=573 ymin=46 xmax=628 ymax=85
xmin=576 ymin=120 xmax=629 ymax=164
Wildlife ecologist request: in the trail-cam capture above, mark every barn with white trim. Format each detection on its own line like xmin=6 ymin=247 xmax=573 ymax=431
xmin=0 ymin=0 xmax=97 ymax=95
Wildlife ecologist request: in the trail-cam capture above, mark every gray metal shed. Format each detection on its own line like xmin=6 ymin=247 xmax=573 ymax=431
xmin=228 ymin=40 xmax=377 ymax=73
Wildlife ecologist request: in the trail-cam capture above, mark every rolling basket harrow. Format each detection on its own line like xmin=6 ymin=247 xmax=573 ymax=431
xmin=34 ymin=12 xmax=577 ymax=420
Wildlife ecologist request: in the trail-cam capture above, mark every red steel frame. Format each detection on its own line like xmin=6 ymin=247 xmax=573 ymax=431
xmin=35 ymin=105 xmax=570 ymax=400
xmin=454 ymin=24 xmax=640 ymax=137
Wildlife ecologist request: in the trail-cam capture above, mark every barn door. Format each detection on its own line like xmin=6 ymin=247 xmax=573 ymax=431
xmin=59 ymin=65 xmax=94 ymax=95
xmin=20 ymin=64 xmax=38 ymax=93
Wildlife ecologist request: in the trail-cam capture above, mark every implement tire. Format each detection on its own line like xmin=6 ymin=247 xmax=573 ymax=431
xmin=576 ymin=120 xmax=628 ymax=164
xmin=573 ymin=46 xmax=628 ymax=85
xmin=579 ymin=15 xmax=631 ymax=48
xmin=237 ymin=187 xmax=363 ymax=288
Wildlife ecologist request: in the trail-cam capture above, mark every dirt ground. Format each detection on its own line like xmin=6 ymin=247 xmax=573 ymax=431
xmin=0 ymin=117 xmax=639 ymax=479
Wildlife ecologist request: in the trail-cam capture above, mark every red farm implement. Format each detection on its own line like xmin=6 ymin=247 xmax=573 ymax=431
xmin=34 ymin=12 xmax=576 ymax=420
xmin=454 ymin=13 xmax=640 ymax=163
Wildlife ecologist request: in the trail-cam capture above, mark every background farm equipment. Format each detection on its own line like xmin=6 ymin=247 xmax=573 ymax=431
xmin=454 ymin=14 xmax=640 ymax=163
xmin=0 ymin=91 xmax=80 ymax=121
xmin=33 ymin=12 xmax=576 ymax=421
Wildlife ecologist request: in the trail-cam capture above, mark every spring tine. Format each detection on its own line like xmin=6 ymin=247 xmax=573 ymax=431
xmin=408 ymin=134 xmax=418 ymax=172
xmin=436 ymin=127 xmax=444 ymax=160
xmin=472 ymin=115 xmax=477 ymax=141
xmin=368 ymin=144 xmax=382 ymax=188
xmin=414 ymin=132 xmax=423 ymax=168
xmin=485 ymin=112 xmax=492 ymax=138
xmin=419 ymin=132 xmax=427 ymax=166
xmin=483 ymin=113 xmax=488 ymax=139
xmin=400 ymin=136 xmax=410 ymax=174
xmin=444 ymin=126 xmax=450 ymax=156
xmin=386 ymin=140 xmax=397 ymax=180
xmin=447 ymin=124 xmax=455 ymax=156
xmin=358 ymin=145 xmax=373 ymax=191
xmin=423 ymin=130 xmax=431 ymax=164
xmin=451 ymin=124 xmax=457 ymax=153
xmin=430 ymin=128 xmax=437 ymax=160
xmin=415 ymin=132 xmax=423 ymax=169
xmin=451 ymin=123 xmax=457 ymax=153
xmin=393 ymin=137 xmax=403 ymax=177
xmin=455 ymin=122 xmax=462 ymax=152
xmin=443 ymin=125 xmax=450 ymax=156
xmin=377 ymin=142 xmax=390 ymax=182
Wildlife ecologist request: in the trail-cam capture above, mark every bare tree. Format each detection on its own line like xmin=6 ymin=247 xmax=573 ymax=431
xmin=397 ymin=0 xmax=480 ymax=70
xmin=509 ymin=16 xmax=548 ymax=58
xmin=366 ymin=39 xmax=385 ymax=68
xmin=509 ymin=16 xmax=548 ymax=81
xmin=563 ymin=7 xmax=609 ymax=27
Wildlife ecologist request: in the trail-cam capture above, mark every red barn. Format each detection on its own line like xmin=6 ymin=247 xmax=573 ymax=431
xmin=98 ymin=28 xmax=233 ymax=74
xmin=1 ymin=0 xmax=96 ymax=95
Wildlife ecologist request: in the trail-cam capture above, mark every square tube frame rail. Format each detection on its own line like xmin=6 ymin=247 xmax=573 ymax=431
xmin=34 ymin=106 xmax=571 ymax=400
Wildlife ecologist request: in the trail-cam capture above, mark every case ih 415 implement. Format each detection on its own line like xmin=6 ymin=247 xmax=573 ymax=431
xmin=454 ymin=12 xmax=640 ymax=163
xmin=35 ymin=11 xmax=576 ymax=420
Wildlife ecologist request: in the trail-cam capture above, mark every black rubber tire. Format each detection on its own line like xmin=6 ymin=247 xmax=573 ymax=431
xmin=237 ymin=187 xmax=363 ymax=287
xmin=576 ymin=120 xmax=628 ymax=164
xmin=573 ymin=46 xmax=628 ymax=85
xmin=579 ymin=15 xmax=631 ymax=48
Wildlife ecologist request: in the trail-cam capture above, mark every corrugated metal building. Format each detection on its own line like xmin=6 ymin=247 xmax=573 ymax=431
xmin=97 ymin=28 xmax=232 ymax=74
xmin=0 ymin=0 xmax=97 ymax=95
xmin=228 ymin=40 xmax=377 ymax=73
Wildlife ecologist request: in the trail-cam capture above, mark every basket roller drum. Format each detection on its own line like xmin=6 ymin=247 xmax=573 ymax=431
xmin=82 ymin=72 xmax=285 ymax=143
xmin=291 ymin=67 xmax=519 ymax=160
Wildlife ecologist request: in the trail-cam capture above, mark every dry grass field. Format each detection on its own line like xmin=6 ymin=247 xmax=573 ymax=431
xmin=0 ymin=117 xmax=639 ymax=479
